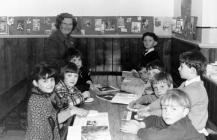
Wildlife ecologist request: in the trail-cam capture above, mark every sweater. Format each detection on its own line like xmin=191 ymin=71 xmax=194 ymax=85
xmin=137 ymin=116 xmax=206 ymax=140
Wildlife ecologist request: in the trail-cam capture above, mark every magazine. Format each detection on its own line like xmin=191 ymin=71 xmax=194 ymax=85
xmin=111 ymin=92 xmax=138 ymax=104
xmin=67 ymin=112 xmax=111 ymax=140
xmin=96 ymin=93 xmax=115 ymax=102
xmin=97 ymin=85 xmax=120 ymax=94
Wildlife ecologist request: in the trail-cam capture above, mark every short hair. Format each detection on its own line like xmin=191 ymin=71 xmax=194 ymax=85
xmin=63 ymin=48 xmax=82 ymax=63
xmin=60 ymin=63 xmax=78 ymax=80
xmin=161 ymin=89 xmax=191 ymax=109
xmin=141 ymin=32 xmax=158 ymax=42
xmin=146 ymin=60 xmax=164 ymax=71
xmin=55 ymin=13 xmax=77 ymax=32
xmin=151 ymin=72 xmax=173 ymax=87
xmin=31 ymin=63 xmax=56 ymax=82
xmin=179 ymin=50 xmax=207 ymax=76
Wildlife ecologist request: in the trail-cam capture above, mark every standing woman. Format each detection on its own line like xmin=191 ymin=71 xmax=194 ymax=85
xmin=44 ymin=13 xmax=78 ymax=69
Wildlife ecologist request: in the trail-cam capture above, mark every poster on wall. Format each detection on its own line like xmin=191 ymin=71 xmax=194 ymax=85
xmin=141 ymin=16 xmax=154 ymax=34
xmin=0 ymin=17 xmax=8 ymax=34
xmin=154 ymin=17 xmax=172 ymax=36
xmin=44 ymin=17 xmax=56 ymax=35
xmin=8 ymin=17 xmax=26 ymax=35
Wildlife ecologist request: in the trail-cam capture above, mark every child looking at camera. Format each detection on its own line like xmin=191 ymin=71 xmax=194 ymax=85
xmin=121 ymin=89 xmax=206 ymax=140
xmin=128 ymin=72 xmax=173 ymax=117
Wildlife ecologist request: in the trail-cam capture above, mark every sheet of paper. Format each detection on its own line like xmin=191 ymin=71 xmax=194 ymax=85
xmin=111 ymin=92 xmax=138 ymax=104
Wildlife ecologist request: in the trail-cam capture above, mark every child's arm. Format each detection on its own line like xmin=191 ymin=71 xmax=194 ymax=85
xmin=120 ymin=120 xmax=146 ymax=134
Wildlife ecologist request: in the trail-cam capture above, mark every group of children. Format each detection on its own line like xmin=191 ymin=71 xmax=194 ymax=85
xmin=25 ymin=31 xmax=209 ymax=140
xmin=120 ymin=32 xmax=208 ymax=140
xmin=25 ymin=48 xmax=93 ymax=140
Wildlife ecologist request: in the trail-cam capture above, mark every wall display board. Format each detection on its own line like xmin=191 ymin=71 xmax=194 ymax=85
xmin=0 ymin=16 xmax=198 ymax=37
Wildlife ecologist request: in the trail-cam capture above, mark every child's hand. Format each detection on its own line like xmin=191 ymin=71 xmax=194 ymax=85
xmin=138 ymin=111 xmax=151 ymax=118
xmin=120 ymin=120 xmax=145 ymax=134
xmin=70 ymin=106 xmax=89 ymax=117
xmin=82 ymin=91 xmax=90 ymax=99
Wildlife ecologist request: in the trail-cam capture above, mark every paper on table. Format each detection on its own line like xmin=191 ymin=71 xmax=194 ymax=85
xmin=111 ymin=92 xmax=138 ymax=104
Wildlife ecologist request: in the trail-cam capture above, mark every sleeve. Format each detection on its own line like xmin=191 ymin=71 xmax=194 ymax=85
xmin=69 ymin=89 xmax=85 ymax=105
xmin=138 ymin=118 xmax=184 ymax=140
xmin=143 ymin=116 xmax=167 ymax=129
xmin=27 ymin=98 xmax=51 ymax=140
xmin=139 ymin=95 xmax=158 ymax=105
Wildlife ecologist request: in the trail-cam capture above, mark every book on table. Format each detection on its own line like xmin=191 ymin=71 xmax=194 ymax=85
xmin=111 ymin=92 xmax=138 ymax=105
xmin=97 ymin=85 xmax=120 ymax=94
xmin=67 ymin=112 xmax=111 ymax=140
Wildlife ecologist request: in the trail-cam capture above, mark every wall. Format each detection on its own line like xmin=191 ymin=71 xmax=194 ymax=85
xmin=0 ymin=0 xmax=174 ymax=16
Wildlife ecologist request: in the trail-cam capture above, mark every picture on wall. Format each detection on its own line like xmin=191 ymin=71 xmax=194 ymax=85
xmin=0 ymin=17 xmax=8 ymax=34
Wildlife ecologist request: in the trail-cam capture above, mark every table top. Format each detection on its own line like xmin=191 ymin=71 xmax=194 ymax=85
xmin=80 ymin=90 xmax=139 ymax=140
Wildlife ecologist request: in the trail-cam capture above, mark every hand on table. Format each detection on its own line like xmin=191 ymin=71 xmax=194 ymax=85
xmin=120 ymin=120 xmax=145 ymax=134
xmin=82 ymin=91 xmax=90 ymax=99
xmin=70 ymin=106 xmax=89 ymax=117
xmin=137 ymin=106 xmax=151 ymax=117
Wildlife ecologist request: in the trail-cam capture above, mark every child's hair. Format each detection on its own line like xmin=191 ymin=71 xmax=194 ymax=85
xmin=151 ymin=72 xmax=173 ymax=87
xmin=146 ymin=60 xmax=164 ymax=71
xmin=60 ymin=63 xmax=78 ymax=80
xmin=141 ymin=32 xmax=158 ymax=42
xmin=161 ymin=89 xmax=191 ymax=109
xmin=31 ymin=63 xmax=56 ymax=82
xmin=179 ymin=50 xmax=207 ymax=76
xmin=63 ymin=48 xmax=82 ymax=63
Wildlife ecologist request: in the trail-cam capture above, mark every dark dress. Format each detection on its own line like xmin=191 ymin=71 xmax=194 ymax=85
xmin=75 ymin=66 xmax=92 ymax=92
xmin=25 ymin=87 xmax=60 ymax=140
xmin=137 ymin=116 xmax=206 ymax=140
xmin=44 ymin=30 xmax=78 ymax=69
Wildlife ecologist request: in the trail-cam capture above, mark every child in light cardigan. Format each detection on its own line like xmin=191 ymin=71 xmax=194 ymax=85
xmin=121 ymin=89 xmax=206 ymax=140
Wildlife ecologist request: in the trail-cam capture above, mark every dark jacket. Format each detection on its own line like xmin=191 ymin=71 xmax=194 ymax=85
xmin=76 ymin=67 xmax=92 ymax=92
xmin=44 ymin=30 xmax=78 ymax=69
xmin=137 ymin=116 xmax=206 ymax=140
xmin=141 ymin=50 xmax=160 ymax=67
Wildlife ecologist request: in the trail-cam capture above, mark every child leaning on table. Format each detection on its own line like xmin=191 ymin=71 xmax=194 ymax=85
xmin=25 ymin=63 xmax=87 ymax=140
xmin=63 ymin=48 xmax=93 ymax=92
xmin=121 ymin=89 xmax=206 ymax=140
xmin=128 ymin=72 xmax=173 ymax=117
xmin=53 ymin=62 xmax=90 ymax=110
xmin=178 ymin=50 xmax=208 ymax=134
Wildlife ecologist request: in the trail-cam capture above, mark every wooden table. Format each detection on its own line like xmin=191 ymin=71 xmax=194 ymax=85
xmin=79 ymin=90 xmax=139 ymax=140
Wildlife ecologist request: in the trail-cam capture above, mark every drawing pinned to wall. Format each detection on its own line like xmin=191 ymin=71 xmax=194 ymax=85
xmin=44 ymin=17 xmax=56 ymax=35
xmin=32 ymin=18 xmax=40 ymax=31
xmin=17 ymin=20 xmax=25 ymax=32
xmin=0 ymin=17 xmax=8 ymax=34
xmin=154 ymin=17 xmax=172 ymax=36
xmin=95 ymin=19 xmax=103 ymax=32
xmin=25 ymin=17 xmax=32 ymax=34
xmin=131 ymin=22 xmax=141 ymax=33
xmin=175 ymin=18 xmax=183 ymax=34
xmin=141 ymin=16 xmax=154 ymax=33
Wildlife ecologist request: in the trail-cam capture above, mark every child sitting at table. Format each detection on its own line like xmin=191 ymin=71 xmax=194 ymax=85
xmin=121 ymin=89 xmax=206 ymax=140
xmin=128 ymin=72 xmax=173 ymax=117
xmin=178 ymin=50 xmax=208 ymax=135
xmin=63 ymin=48 xmax=93 ymax=92
xmin=53 ymin=62 xmax=90 ymax=110
xmin=25 ymin=63 xmax=88 ymax=140
xmin=121 ymin=60 xmax=164 ymax=96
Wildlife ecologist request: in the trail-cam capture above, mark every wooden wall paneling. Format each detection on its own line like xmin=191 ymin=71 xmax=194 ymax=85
xmin=77 ymin=38 xmax=89 ymax=67
xmin=104 ymin=38 xmax=113 ymax=72
xmin=95 ymin=38 xmax=105 ymax=72
xmin=86 ymin=38 xmax=96 ymax=72
xmin=112 ymin=38 xmax=121 ymax=72
xmin=0 ymin=38 xmax=6 ymax=94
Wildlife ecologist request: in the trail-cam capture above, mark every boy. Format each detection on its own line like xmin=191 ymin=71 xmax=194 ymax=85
xmin=128 ymin=72 xmax=173 ymax=117
xmin=63 ymin=48 xmax=92 ymax=92
xmin=178 ymin=50 xmax=208 ymax=134
xmin=121 ymin=89 xmax=206 ymax=140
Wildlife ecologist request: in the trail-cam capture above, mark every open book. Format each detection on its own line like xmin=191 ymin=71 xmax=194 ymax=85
xmin=67 ymin=112 xmax=111 ymax=140
xmin=111 ymin=92 xmax=138 ymax=105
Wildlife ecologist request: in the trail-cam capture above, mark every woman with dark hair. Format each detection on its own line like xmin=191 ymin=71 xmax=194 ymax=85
xmin=44 ymin=13 xmax=78 ymax=70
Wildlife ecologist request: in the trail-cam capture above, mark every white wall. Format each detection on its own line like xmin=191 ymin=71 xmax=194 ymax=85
xmin=0 ymin=0 xmax=174 ymax=16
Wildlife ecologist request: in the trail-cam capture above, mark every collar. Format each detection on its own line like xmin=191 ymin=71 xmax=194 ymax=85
xmin=185 ymin=76 xmax=201 ymax=86
xmin=144 ymin=48 xmax=154 ymax=55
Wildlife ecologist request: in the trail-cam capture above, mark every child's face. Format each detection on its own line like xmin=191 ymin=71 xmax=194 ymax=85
xmin=69 ymin=56 xmax=82 ymax=69
xmin=64 ymin=72 xmax=78 ymax=87
xmin=148 ymin=68 xmax=161 ymax=79
xmin=143 ymin=36 xmax=157 ymax=50
xmin=33 ymin=75 xmax=55 ymax=93
xmin=178 ymin=63 xmax=192 ymax=79
xmin=162 ymin=102 xmax=188 ymax=125
xmin=152 ymin=81 xmax=171 ymax=97
xmin=139 ymin=67 xmax=148 ymax=80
